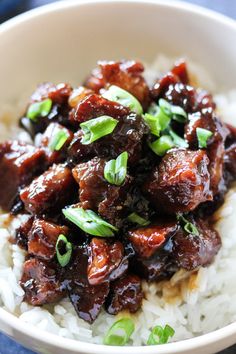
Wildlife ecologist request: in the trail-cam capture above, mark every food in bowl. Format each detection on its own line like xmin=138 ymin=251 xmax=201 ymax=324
xmin=0 ymin=58 xmax=236 ymax=346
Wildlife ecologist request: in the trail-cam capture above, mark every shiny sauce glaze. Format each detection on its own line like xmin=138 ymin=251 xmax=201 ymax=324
xmin=0 ymin=59 xmax=235 ymax=323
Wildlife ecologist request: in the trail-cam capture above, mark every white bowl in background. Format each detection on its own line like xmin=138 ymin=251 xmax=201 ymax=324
xmin=0 ymin=1 xmax=236 ymax=353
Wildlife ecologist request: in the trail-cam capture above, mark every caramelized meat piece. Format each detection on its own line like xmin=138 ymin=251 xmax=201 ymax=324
xmin=185 ymin=110 xmax=229 ymax=193
xmin=144 ymin=148 xmax=212 ymax=214
xmin=69 ymin=93 xmax=130 ymax=126
xmin=0 ymin=141 xmax=45 ymax=210
xmin=87 ymin=238 xmax=125 ymax=285
xmin=39 ymin=123 xmax=73 ymax=165
xmin=68 ymin=86 xmax=93 ymax=108
xmin=85 ymin=60 xmax=150 ymax=110
xmin=130 ymin=237 xmax=176 ymax=281
xmin=106 ymin=274 xmax=143 ymax=315
xmin=173 ymin=218 xmax=221 ymax=270
xmin=28 ymin=219 xmax=69 ymax=261
xmin=21 ymin=83 xmax=73 ymax=137
xmin=68 ymin=112 xmax=147 ymax=165
xmin=224 ymin=143 xmax=236 ymax=180
xmin=72 ymin=157 xmax=132 ymax=224
xmin=151 ymin=60 xmax=189 ymax=99
xmin=20 ymin=164 xmax=77 ymax=215
xmin=21 ymin=258 xmax=64 ymax=305
xmin=128 ymin=222 xmax=178 ymax=258
xmin=15 ymin=216 xmax=34 ymax=250
xmin=62 ymin=247 xmax=109 ymax=323
xmin=30 ymin=82 xmax=72 ymax=105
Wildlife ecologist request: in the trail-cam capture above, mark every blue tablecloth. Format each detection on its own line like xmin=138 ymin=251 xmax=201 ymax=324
xmin=0 ymin=0 xmax=236 ymax=353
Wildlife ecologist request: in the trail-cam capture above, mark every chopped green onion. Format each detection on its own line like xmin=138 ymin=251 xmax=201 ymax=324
xmin=147 ymin=324 xmax=175 ymax=345
xmin=56 ymin=234 xmax=72 ymax=267
xmin=26 ymin=98 xmax=52 ymax=121
xmin=177 ymin=214 xmax=199 ymax=236
xmin=149 ymin=135 xmax=174 ymax=156
xmin=147 ymin=104 xmax=171 ymax=132
xmin=196 ymin=127 xmax=213 ymax=148
xmin=171 ymin=105 xmax=188 ymax=123
xmin=143 ymin=113 xmax=161 ymax=137
xmin=103 ymin=318 xmax=135 ymax=346
xmin=102 ymin=85 xmax=143 ymax=115
xmin=62 ymin=207 xmax=118 ymax=237
xmin=104 ymin=151 xmax=128 ymax=186
xmin=80 ymin=115 xmax=118 ymax=145
xmin=128 ymin=212 xmax=150 ymax=226
xmin=159 ymin=99 xmax=172 ymax=117
xmin=49 ymin=129 xmax=70 ymax=151
xmin=169 ymin=129 xmax=188 ymax=148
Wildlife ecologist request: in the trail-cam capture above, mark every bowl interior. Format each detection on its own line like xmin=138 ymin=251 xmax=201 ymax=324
xmin=0 ymin=1 xmax=236 ymax=354
xmin=0 ymin=0 xmax=236 ymax=107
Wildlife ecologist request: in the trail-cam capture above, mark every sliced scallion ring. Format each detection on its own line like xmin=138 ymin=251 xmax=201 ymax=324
xmin=62 ymin=207 xmax=118 ymax=237
xmin=149 ymin=135 xmax=174 ymax=156
xmin=128 ymin=212 xmax=150 ymax=226
xmin=103 ymin=318 xmax=135 ymax=346
xmin=177 ymin=214 xmax=199 ymax=236
xmin=80 ymin=115 xmax=118 ymax=145
xmin=169 ymin=129 xmax=188 ymax=148
xmin=196 ymin=127 xmax=213 ymax=148
xmin=26 ymin=98 xmax=52 ymax=122
xmin=147 ymin=324 xmax=175 ymax=345
xmin=102 ymin=85 xmax=143 ymax=114
xmin=49 ymin=129 xmax=70 ymax=151
xmin=104 ymin=151 xmax=128 ymax=185
xmin=56 ymin=234 xmax=72 ymax=267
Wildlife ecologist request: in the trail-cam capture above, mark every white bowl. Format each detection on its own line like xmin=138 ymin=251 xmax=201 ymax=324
xmin=0 ymin=1 xmax=236 ymax=353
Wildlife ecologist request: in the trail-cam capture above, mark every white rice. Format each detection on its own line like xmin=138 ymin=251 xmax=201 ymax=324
xmin=0 ymin=56 xmax=236 ymax=345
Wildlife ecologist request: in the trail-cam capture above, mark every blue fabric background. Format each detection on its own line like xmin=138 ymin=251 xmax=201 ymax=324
xmin=0 ymin=0 xmax=236 ymax=353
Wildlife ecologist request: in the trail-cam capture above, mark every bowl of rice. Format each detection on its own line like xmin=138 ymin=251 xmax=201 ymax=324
xmin=1 ymin=0 xmax=236 ymax=353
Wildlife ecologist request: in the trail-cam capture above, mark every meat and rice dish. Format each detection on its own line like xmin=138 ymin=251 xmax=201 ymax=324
xmin=1 ymin=59 xmax=236 ymax=345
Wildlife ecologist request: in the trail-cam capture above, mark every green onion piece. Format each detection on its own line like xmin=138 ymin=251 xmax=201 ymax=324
xmin=143 ymin=113 xmax=161 ymax=137
xmin=62 ymin=207 xmax=118 ymax=237
xmin=177 ymin=214 xmax=199 ymax=236
xmin=196 ymin=127 xmax=213 ymax=148
xmin=56 ymin=234 xmax=72 ymax=267
xmin=147 ymin=104 xmax=171 ymax=132
xmin=159 ymin=99 xmax=172 ymax=117
xmin=102 ymin=85 xmax=143 ymax=115
xmin=128 ymin=212 xmax=150 ymax=226
xmin=149 ymin=135 xmax=174 ymax=156
xmin=171 ymin=105 xmax=188 ymax=123
xmin=104 ymin=151 xmax=128 ymax=186
xmin=169 ymin=129 xmax=189 ymax=148
xmin=80 ymin=115 xmax=118 ymax=145
xmin=49 ymin=130 xmax=70 ymax=151
xmin=103 ymin=318 xmax=135 ymax=346
xmin=147 ymin=324 xmax=175 ymax=345
xmin=26 ymin=98 xmax=52 ymax=122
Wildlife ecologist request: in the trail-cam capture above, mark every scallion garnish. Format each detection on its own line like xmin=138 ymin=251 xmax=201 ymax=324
xmin=56 ymin=234 xmax=72 ymax=267
xmin=147 ymin=324 xmax=175 ymax=345
xmin=171 ymin=105 xmax=188 ymax=123
xmin=149 ymin=135 xmax=174 ymax=156
xmin=26 ymin=98 xmax=52 ymax=122
xmin=177 ymin=214 xmax=199 ymax=236
xmin=128 ymin=212 xmax=150 ymax=226
xmin=169 ymin=129 xmax=189 ymax=148
xmin=196 ymin=127 xmax=213 ymax=148
xmin=159 ymin=99 xmax=172 ymax=117
xmin=62 ymin=207 xmax=118 ymax=237
xmin=104 ymin=151 xmax=128 ymax=186
xmin=102 ymin=85 xmax=143 ymax=115
xmin=80 ymin=115 xmax=118 ymax=145
xmin=103 ymin=318 xmax=135 ymax=346
xmin=49 ymin=129 xmax=70 ymax=151
xmin=143 ymin=113 xmax=161 ymax=137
